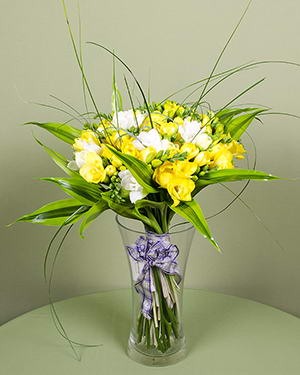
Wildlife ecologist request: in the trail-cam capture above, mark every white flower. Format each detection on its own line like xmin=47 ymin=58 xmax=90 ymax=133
xmin=178 ymin=118 xmax=202 ymax=143
xmin=178 ymin=118 xmax=212 ymax=149
xmin=132 ymin=129 xmax=171 ymax=152
xmin=67 ymin=151 xmax=90 ymax=170
xmin=118 ymin=169 xmax=147 ymax=203
xmin=194 ymin=133 xmax=212 ymax=150
xmin=112 ymin=109 xmax=145 ymax=130
xmin=75 ymin=139 xmax=101 ymax=154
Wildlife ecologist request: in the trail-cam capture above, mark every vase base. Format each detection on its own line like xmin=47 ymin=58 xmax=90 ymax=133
xmin=127 ymin=339 xmax=186 ymax=367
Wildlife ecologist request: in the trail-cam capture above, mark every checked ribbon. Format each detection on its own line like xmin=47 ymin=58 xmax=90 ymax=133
xmin=126 ymin=231 xmax=181 ymax=320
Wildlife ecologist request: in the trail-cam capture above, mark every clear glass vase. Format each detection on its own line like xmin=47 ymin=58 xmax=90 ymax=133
xmin=117 ymin=215 xmax=195 ymax=366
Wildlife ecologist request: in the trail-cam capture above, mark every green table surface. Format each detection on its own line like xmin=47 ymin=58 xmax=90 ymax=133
xmin=1 ymin=289 xmax=299 ymax=374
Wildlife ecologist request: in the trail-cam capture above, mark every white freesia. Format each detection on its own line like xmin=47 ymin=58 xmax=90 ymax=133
xmin=178 ymin=118 xmax=212 ymax=150
xmin=178 ymin=118 xmax=202 ymax=143
xmin=194 ymin=133 xmax=212 ymax=150
xmin=112 ymin=109 xmax=145 ymax=130
xmin=132 ymin=128 xmax=171 ymax=152
xmin=118 ymin=169 xmax=147 ymax=203
xmin=67 ymin=151 xmax=90 ymax=170
xmin=74 ymin=139 xmax=101 ymax=154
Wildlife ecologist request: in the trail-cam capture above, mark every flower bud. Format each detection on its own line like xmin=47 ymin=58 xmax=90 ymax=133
xmin=151 ymin=159 xmax=163 ymax=168
xmin=140 ymin=147 xmax=156 ymax=164
xmin=105 ymin=164 xmax=117 ymax=176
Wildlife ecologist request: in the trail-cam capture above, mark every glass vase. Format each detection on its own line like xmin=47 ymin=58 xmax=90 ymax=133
xmin=117 ymin=215 xmax=195 ymax=366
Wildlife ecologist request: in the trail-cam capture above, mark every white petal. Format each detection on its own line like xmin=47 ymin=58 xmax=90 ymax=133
xmin=129 ymin=190 xmax=146 ymax=203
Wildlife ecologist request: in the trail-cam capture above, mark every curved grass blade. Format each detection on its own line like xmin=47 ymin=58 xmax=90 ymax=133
xmin=60 ymin=0 xmax=106 ymax=129
xmin=87 ymin=41 xmax=154 ymax=128
xmin=191 ymin=0 xmax=253 ymax=115
xmin=220 ymin=182 xmax=285 ymax=252
xmin=49 ymin=94 xmax=89 ymax=124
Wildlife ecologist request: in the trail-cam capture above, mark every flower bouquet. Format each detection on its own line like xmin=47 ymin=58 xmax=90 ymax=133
xmin=15 ymin=0 xmax=294 ymax=367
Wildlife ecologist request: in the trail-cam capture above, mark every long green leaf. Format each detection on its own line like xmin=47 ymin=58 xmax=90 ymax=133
xmin=79 ymin=199 xmax=109 ymax=236
xmin=194 ymin=168 xmax=279 ymax=195
xmin=106 ymin=145 xmax=158 ymax=193
xmin=25 ymin=122 xmax=81 ymax=144
xmin=169 ymin=199 xmax=219 ymax=250
xmin=225 ymin=109 xmax=266 ymax=140
xmin=41 ymin=177 xmax=102 ymax=204
xmin=34 ymin=137 xmax=79 ymax=178
xmin=15 ymin=199 xmax=89 ymax=226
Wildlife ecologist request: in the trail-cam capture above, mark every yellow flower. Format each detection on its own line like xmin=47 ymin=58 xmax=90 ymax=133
xmin=194 ymin=151 xmax=211 ymax=167
xmin=210 ymin=143 xmax=227 ymax=157
xmin=79 ymin=152 xmax=106 ymax=183
xmin=139 ymin=147 xmax=156 ymax=163
xmin=73 ymin=130 xmax=100 ymax=152
xmin=159 ymin=122 xmax=178 ymax=137
xmin=153 ymin=160 xmax=197 ymax=188
xmin=153 ymin=161 xmax=175 ymax=188
xmin=141 ymin=112 xmax=167 ymax=131
xmin=212 ymin=149 xmax=234 ymax=170
xmin=167 ymin=177 xmax=195 ymax=207
xmin=180 ymin=143 xmax=199 ymax=160
xmin=105 ymin=164 xmax=117 ymax=176
xmin=121 ymin=140 xmax=140 ymax=158
xmin=200 ymin=114 xmax=211 ymax=127
xmin=163 ymin=101 xmax=184 ymax=118
xmin=173 ymin=160 xmax=198 ymax=178
xmin=226 ymin=140 xmax=246 ymax=159
xmin=173 ymin=116 xmax=184 ymax=125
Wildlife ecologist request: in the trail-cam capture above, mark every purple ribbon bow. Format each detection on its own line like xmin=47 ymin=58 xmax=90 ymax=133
xmin=126 ymin=231 xmax=181 ymax=320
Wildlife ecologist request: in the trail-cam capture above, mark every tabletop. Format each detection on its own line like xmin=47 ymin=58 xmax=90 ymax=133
xmin=0 ymin=289 xmax=299 ymax=374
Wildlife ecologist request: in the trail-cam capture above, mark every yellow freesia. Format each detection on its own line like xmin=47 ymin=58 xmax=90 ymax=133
xmin=180 ymin=143 xmax=199 ymax=160
xmin=212 ymin=149 xmax=234 ymax=170
xmin=141 ymin=112 xmax=167 ymax=131
xmin=79 ymin=152 xmax=106 ymax=183
xmin=73 ymin=130 xmax=100 ymax=151
xmin=121 ymin=140 xmax=140 ymax=158
xmin=163 ymin=101 xmax=184 ymax=118
xmin=159 ymin=122 xmax=178 ymax=137
xmin=167 ymin=177 xmax=195 ymax=207
xmin=153 ymin=161 xmax=174 ymax=188
xmin=194 ymin=151 xmax=211 ymax=167
xmin=153 ymin=160 xmax=197 ymax=190
xmin=226 ymin=140 xmax=246 ymax=159
xmin=173 ymin=160 xmax=198 ymax=178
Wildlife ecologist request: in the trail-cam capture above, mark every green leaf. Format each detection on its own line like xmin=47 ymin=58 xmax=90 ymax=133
xmin=106 ymin=145 xmax=158 ymax=194
xmin=80 ymin=199 xmax=109 ymax=236
xmin=15 ymin=199 xmax=90 ymax=226
xmin=169 ymin=199 xmax=219 ymax=250
xmin=194 ymin=168 xmax=280 ymax=195
xmin=41 ymin=177 xmax=102 ymax=205
xmin=225 ymin=109 xmax=266 ymax=140
xmin=135 ymin=199 xmax=165 ymax=210
xmin=25 ymin=122 xmax=81 ymax=144
xmin=217 ymin=107 xmax=260 ymax=124
xmin=34 ymin=137 xmax=79 ymax=178
xmin=101 ymin=193 xmax=159 ymax=230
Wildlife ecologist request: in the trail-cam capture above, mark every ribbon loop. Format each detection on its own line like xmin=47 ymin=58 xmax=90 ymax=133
xmin=126 ymin=231 xmax=181 ymax=319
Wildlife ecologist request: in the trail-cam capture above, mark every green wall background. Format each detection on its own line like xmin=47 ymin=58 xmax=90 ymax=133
xmin=1 ymin=0 xmax=299 ymax=324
